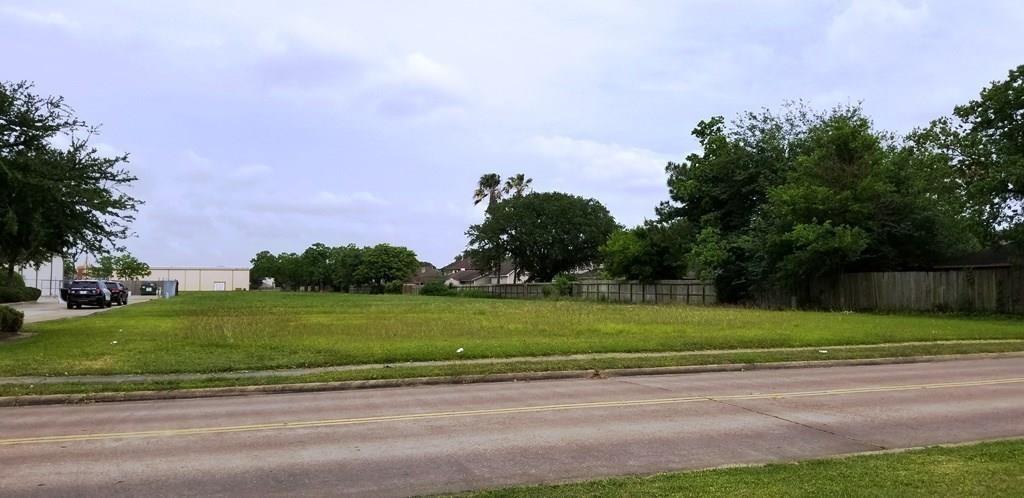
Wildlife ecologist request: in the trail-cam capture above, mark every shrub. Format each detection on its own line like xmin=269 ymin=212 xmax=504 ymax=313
xmin=382 ymin=280 xmax=404 ymax=294
xmin=0 ymin=288 xmax=23 ymax=303
xmin=420 ymin=281 xmax=455 ymax=296
xmin=552 ymin=273 xmax=577 ymax=297
xmin=0 ymin=305 xmax=24 ymax=333
xmin=1 ymin=273 xmax=25 ymax=288
xmin=20 ymin=287 xmax=41 ymax=302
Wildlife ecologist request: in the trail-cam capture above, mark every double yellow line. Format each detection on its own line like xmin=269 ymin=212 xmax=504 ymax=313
xmin=3 ymin=377 xmax=1022 ymax=447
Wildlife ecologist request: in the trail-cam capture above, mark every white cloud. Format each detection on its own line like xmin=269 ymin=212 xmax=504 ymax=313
xmin=529 ymin=135 xmax=672 ymax=190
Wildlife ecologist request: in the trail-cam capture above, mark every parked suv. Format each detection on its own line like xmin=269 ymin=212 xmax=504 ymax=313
xmin=66 ymin=280 xmax=112 ymax=309
xmin=105 ymin=281 xmax=129 ymax=306
xmin=140 ymin=282 xmax=158 ymax=296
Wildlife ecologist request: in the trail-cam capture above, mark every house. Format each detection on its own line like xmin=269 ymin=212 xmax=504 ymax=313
xmin=407 ymin=262 xmax=444 ymax=286
xmin=440 ymin=258 xmax=523 ymax=286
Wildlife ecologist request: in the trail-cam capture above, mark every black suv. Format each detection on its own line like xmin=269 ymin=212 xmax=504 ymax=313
xmin=66 ymin=280 xmax=113 ymax=309
xmin=105 ymin=281 xmax=129 ymax=306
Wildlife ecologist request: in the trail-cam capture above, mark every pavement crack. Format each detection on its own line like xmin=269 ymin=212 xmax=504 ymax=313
xmin=708 ymin=397 xmax=888 ymax=451
xmin=610 ymin=377 xmax=675 ymax=393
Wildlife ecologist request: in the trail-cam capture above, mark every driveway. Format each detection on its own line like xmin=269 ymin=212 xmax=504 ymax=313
xmin=6 ymin=295 xmax=159 ymax=324
xmin=1 ymin=356 xmax=1021 ymax=497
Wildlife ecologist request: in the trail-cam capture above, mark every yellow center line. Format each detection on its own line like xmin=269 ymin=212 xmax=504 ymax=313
xmin=3 ymin=377 xmax=1023 ymax=446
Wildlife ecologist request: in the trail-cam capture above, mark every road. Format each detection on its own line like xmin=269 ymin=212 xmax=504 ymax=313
xmin=6 ymin=295 xmax=158 ymax=324
xmin=1 ymin=357 xmax=1022 ymax=497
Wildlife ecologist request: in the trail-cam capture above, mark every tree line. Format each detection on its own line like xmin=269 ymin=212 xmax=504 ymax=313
xmin=250 ymin=243 xmax=419 ymax=293
xmin=599 ymin=65 xmax=1024 ymax=303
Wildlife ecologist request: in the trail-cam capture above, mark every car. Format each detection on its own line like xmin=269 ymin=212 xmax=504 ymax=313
xmin=140 ymin=282 xmax=158 ymax=296
xmin=105 ymin=281 xmax=129 ymax=305
xmin=66 ymin=280 xmax=113 ymax=309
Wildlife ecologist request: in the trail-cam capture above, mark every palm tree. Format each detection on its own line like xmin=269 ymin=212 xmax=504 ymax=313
xmin=502 ymin=173 xmax=533 ymax=198
xmin=473 ymin=173 xmax=503 ymax=207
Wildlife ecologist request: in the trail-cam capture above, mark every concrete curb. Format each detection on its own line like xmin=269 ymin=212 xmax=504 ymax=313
xmin=3 ymin=351 xmax=1023 ymax=407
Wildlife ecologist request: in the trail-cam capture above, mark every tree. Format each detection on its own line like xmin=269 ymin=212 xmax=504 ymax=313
xmin=352 ymin=244 xmax=418 ymax=291
xmin=921 ymin=65 xmax=1024 ymax=247
xmin=301 ymin=242 xmax=333 ymax=291
xmin=664 ymin=103 xmax=980 ymax=302
xmin=89 ymin=255 xmax=117 ymax=279
xmin=472 ymin=173 xmax=502 ymax=207
xmin=249 ymin=250 xmax=278 ymax=289
xmin=0 ymin=81 xmax=141 ymax=283
xmin=502 ymin=173 xmax=533 ymax=198
xmin=467 ymin=192 xmax=618 ymax=282
xmin=328 ymin=244 xmax=362 ymax=291
xmin=114 ymin=253 xmax=150 ymax=280
xmin=601 ymin=219 xmax=693 ymax=281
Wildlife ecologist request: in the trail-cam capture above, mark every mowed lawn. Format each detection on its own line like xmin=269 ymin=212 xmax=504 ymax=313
xmin=1 ymin=292 xmax=1023 ymax=376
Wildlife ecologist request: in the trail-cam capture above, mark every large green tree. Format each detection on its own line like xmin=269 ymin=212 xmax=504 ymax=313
xmin=600 ymin=219 xmax=693 ymax=281
xmin=921 ymin=65 xmax=1024 ymax=247
xmin=249 ymin=250 xmax=278 ymax=289
xmin=467 ymin=192 xmax=618 ymax=282
xmin=664 ymin=104 xmax=980 ymax=302
xmin=0 ymin=81 xmax=140 ymax=283
xmin=352 ymin=244 xmax=418 ymax=291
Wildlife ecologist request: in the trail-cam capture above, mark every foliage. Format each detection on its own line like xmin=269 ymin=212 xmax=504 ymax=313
xmin=0 ymin=305 xmax=23 ymax=333
xmin=88 ymin=253 xmax=150 ymax=280
xmin=919 ymin=64 xmax=1024 ymax=248
xmin=661 ymin=103 xmax=982 ymax=302
xmin=254 ymin=243 xmax=418 ymax=293
xmin=249 ymin=250 xmax=278 ymax=289
xmin=62 ymin=257 xmax=76 ymax=279
xmin=467 ymin=192 xmax=618 ymax=282
xmin=473 ymin=173 xmax=503 ymax=206
xmin=1 ymin=272 xmax=24 ymax=288
xmin=502 ymin=173 xmax=533 ymax=198
xmin=551 ymin=273 xmax=576 ymax=297
xmin=419 ymin=281 xmax=455 ymax=296
xmin=0 ymin=273 xmax=39 ymax=303
xmin=601 ymin=219 xmax=693 ymax=281
xmin=0 ymin=81 xmax=141 ymax=283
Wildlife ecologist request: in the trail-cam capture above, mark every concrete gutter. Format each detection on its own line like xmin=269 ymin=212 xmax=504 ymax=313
xmin=3 ymin=351 xmax=1023 ymax=407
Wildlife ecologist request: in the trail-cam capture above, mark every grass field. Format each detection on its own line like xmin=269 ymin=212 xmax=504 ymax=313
xmin=1 ymin=292 xmax=1023 ymax=378
xmin=461 ymin=439 xmax=1024 ymax=497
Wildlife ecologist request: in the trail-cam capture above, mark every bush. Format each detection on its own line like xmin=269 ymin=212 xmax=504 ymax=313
xmin=0 ymin=305 xmax=24 ymax=333
xmin=420 ymin=281 xmax=455 ymax=296
xmin=382 ymin=280 xmax=404 ymax=294
xmin=552 ymin=273 xmax=577 ymax=297
xmin=1 ymin=273 xmax=25 ymax=288
xmin=0 ymin=286 xmax=40 ymax=303
xmin=21 ymin=287 xmax=41 ymax=302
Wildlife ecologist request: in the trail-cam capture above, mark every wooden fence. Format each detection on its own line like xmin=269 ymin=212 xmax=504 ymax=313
xmin=758 ymin=267 xmax=1024 ymax=313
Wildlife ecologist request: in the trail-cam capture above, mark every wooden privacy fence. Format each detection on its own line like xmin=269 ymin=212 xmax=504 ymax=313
xmin=454 ymin=283 xmax=552 ymax=298
xmin=572 ymin=279 xmax=716 ymax=305
xmin=759 ymin=267 xmax=1024 ymax=313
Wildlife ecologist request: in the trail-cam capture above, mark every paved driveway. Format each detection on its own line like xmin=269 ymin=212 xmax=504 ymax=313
xmin=6 ymin=295 xmax=158 ymax=324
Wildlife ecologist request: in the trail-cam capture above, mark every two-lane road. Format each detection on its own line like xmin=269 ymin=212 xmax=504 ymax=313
xmin=2 ymin=357 xmax=1023 ymax=497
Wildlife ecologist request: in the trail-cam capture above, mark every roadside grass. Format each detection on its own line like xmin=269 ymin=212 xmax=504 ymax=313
xmin=2 ymin=341 xmax=1022 ymax=397
xmin=459 ymin=439 xmax=1024 ymax=497
xmin=1 ymin=292 xmax=1023 ymax=377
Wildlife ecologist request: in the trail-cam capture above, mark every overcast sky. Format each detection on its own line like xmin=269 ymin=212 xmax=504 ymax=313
xmin=3 ymin=1 xmax=1022 ymax=267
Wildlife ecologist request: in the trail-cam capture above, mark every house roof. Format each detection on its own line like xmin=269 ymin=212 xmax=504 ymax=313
xmin=446 ymin=269 xmax=485 ymax=283
xmin=441 ymin=258 xmax=477 ymax=272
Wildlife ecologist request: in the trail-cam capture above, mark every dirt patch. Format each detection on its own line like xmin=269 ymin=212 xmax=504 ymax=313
xmin=0 ymin=332 xmax=35 ymax=343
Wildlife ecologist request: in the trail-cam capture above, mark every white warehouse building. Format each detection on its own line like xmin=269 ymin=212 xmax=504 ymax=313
xmin=17 ymin=255 xmax=64 ymax=297
xmin=142 ymin=267 xmax=250 ymax=291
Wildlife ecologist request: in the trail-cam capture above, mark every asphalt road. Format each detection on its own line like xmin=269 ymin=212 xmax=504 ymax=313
xmin=7 ymin=295 xmax=158 ymax=324
xmin=1 ymin=357 xmax=1022 ymax=497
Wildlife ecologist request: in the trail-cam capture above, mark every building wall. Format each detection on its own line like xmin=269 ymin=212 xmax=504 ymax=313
xmin=142 ymin=267 xmax=250 ymax=291
xmin=17 ymin=255 xmax=64 ymax=297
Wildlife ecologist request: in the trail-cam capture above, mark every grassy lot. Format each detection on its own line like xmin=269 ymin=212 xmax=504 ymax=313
xmin=1 ymin=292 xmax=1023 ymax=377
xmin=462 ymin=439 xmax=1024 ymax=497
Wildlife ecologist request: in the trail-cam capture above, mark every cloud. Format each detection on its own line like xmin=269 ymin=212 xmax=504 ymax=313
xmin=529 ymin=135 xmax=672 ymax=190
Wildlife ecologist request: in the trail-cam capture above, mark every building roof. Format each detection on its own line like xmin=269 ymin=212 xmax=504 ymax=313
xmin=441 ymin=258 xmax=477 ymax=272
xmin=446 ymin=269 xmax=486 ymax=283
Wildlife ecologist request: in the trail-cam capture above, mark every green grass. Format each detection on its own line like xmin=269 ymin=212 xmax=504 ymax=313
xmin=3 ymin=341 xmax=1023 ymax=397
xmin=1 ymin=292 xmax=1022 ymax=377
xmin=460 ymin=439 xmax=1024 ymax=497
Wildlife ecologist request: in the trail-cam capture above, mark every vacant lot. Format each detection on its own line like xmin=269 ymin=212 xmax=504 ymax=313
xmin=1 ymin=292 xmax=1022 ymax=377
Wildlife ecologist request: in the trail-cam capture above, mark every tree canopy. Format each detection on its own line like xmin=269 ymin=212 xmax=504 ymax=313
xmin=0 ymin=81 xmax=140 ymax=281
xmin=467 ymin=192 xmax=618 ymax=282
xmin=250 ymin=242 xmax=418 ymax=293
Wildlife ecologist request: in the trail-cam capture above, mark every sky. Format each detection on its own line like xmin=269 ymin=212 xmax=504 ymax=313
xmin=2 ymin=0 xmax=1023 ymax=268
